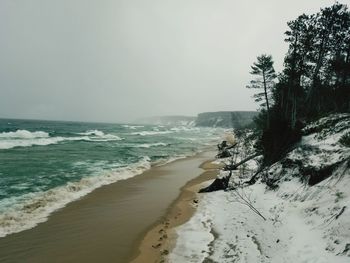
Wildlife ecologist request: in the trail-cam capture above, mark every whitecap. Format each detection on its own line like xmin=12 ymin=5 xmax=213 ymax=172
xmin=77 ymin=129 xmax=105 ymax=136
xmin=131 ymin=130 xmax=173 ymax=136
xmin=0 ymin=136 xmax=92 ymax=150
xmin=0 ymin=137 xmax=64 ymax=150
xmin=170 ymin=126 xmax=200 ymax=132
xmin=0 ymin=157 xmax=151 ymax=238
xmin=0 ymin=130 xmax=49 ymax=139
xmin=133 ymin=142 xmax=168 ymax=148
xmin=0 ymin=129 xmax=123 ymax=150
xmin=77 ymin=130 xmax=123 ymax=141
xmin=122 ymin=125 xmax=144 ymax=130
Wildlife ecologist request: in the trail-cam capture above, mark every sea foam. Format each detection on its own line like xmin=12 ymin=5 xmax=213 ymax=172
xmin=131 ymin=130 xmax=173 ymax=136
xmin=77 ymin=130 xmax=123 ymax=141
xmin=0 ymin=137 xmax=66 ymax=149
xmin=0 ymin=130 xmax=49 ymax=139
xmin=122 ymin=125 xmax=144 ymax=130
xmin=0 ymin=157 xmax=151 ymax=238
xmin=133 ymin=142 xmax=168 ymax=148
xmin=0 ymin=130 xmax=122 ymax=150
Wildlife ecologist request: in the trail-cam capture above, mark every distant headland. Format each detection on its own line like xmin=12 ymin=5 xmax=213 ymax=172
xmin=135 ymin=111 xmax=258 ymax=128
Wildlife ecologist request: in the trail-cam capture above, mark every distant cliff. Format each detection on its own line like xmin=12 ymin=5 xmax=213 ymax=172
xmin=135 ymin=111 xmax=258 ymax=128
xmin=195 ymin=111 xmax=258 ymax=128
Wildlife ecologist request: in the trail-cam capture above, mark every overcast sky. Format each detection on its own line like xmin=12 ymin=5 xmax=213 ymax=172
xmin=0 ymin=0 xmax=348 ymax=122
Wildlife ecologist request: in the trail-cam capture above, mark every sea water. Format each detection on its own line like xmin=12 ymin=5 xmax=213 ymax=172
xmin=0 ymin=118 xmax=220 ymax=238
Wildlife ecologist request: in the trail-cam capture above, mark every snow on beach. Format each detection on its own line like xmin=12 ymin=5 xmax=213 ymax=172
xmin=170 ymin=113 xmax=350 ymax=263
xmin=171 ymin=177 xmax=350 ymax=263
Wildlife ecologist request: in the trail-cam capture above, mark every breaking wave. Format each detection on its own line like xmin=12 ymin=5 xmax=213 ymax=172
xmin=0 ymin=137 xmax=67 ymax=149
xmin=0 ymin=130 xmax=122 ymax=150
xmin=76 ymin=130 xmax=123 ymax=141
xmin=77 ymin=129 xmax=105 ymax=136
xmin=170 ymin=127 xmax=200 ymax=132
xmin=131 ymin=130 xmax=173 ymax=136
xmin=132 ymin=142 xmax=168 ymax=148
xmin=0 ymin=157 xmax=151 ymax=238
xmin=122 ymin=125 xmax=144 ymax=130
xmin=0 ymin=130 xmax=49 ymax=139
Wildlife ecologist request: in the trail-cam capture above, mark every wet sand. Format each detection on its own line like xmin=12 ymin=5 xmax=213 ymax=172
xmin=0 ymin=151 xmax=216 ymax=263
xmin=130 ymin=159 xmax=221 ymax=263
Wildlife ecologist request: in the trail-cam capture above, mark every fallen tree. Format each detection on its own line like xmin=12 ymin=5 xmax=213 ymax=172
xmin=216 ymin=141 xmax=237 ymax=158
xmin=199 ymin=153 xmax=260 ymax=193
xmin=224 ymin=153 xmax=260 ymax=171
xmin=244 ymin=166 xmax=266 ymax=185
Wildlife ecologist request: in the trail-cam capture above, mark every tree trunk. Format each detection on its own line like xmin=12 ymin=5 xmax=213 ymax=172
xmin=224 ymin=153 xmax=260 ymax=171
xmin=263 ymin=71 xmax=270 ymax=129
xmin=199 ymin=153 xmax=260 ymax=193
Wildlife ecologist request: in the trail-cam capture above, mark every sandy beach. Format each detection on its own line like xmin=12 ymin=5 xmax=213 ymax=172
xmin=131 ymin=158 xmax=222 ymax=263
xmin=0 ymin=150 xmax=218 ymax=263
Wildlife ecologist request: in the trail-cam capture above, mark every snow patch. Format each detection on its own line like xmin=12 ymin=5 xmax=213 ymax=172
xmin=170 ymin=114 xmax=350 ymax=262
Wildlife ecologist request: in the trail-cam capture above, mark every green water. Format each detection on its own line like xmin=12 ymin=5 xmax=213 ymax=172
xmin=0 ymin=118 xmax=220 ymax=237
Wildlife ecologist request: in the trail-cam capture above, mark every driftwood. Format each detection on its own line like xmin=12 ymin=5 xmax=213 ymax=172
xmin=199 ymin=153 xmax=260 ymax=193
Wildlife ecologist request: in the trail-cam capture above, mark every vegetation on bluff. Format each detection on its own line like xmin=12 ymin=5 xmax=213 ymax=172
xmin=248 ymin=2 xmax=350 ymax=165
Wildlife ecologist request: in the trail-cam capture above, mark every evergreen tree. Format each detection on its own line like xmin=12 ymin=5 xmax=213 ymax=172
xmin=245 ymin=3 xmax=350 ymax=165
xmin=247 ymin=54 xmax=276 ymax=128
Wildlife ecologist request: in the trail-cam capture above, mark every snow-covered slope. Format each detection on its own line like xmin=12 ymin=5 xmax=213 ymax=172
xmin=169 ymin=113 xmax=350 ymax=263
xmin=266 ymin=113 xmax=350 ymax=186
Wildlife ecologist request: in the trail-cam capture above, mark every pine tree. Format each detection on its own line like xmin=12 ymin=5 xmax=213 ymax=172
xmin=247 ymin=54 xmax=276 ymax=128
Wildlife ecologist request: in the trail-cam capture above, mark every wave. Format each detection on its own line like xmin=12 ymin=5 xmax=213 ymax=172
xmin=133 ymin=142 xmax=168 ymax=148
xmin=0 ymin=136 xmax=110 ymax=150
xmin=0 ymin=137 xmax=66 ymax=149
xmin=170 ymin=127 xmax=200 ymax=132
xmin=131 ymin=130 xmax=173 ymax=136
xmin=130 ymin=126 xmax=200 ymax=136
xmin=76 ymin=130 xmax=123 ymax=141
xmin=0 ymin=157 xmax=151 ymax=238
xmin=0 ymin=130 xmax=122 ymax=150
xmin=0 ymin=130 xmax=49 ymax=139
xmin=122 ymin=125 xmax=144 ymax=130
xmin=174 ymin=137 xmax=199 ymax=141
xmin=152 ymin=154 xmax=188 ymax=166
xmin=77 ymin=129 xmax=105 ymax=136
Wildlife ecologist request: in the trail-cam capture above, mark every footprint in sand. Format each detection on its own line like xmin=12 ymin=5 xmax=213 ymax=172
xmin=152 ymin=243 xmax=162 ymax=249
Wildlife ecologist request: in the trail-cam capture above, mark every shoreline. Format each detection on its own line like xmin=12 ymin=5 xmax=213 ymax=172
xmin=130 ymin=158 xmax=222 ymax=263
xmin=0 ymin=150 xmax=218 ymax=263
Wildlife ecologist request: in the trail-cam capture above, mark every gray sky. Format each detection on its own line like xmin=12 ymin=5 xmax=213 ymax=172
xmin=0 ymin=0 xmax=348 ymax=122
